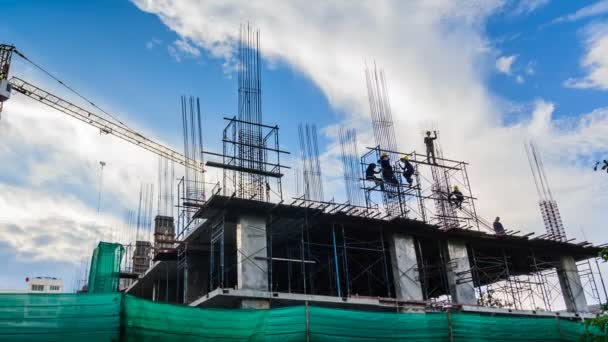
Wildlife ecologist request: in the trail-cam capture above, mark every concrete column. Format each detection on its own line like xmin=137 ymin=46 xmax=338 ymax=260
xmin=558 ymin=256 xmax=588 ymax=313
xmin=388 ymin=234 xmax=423 ymax=301
xmin=446 ymin=240 xmax=476 ymax=305
xmin=236 ymin=215 xmax=268 ymax=291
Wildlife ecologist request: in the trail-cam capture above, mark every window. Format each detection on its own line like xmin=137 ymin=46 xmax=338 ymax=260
xmin=31 ymin=284 xmax=44 ymax=291
xmin=50 ymin=285 xmax=60 ymax=291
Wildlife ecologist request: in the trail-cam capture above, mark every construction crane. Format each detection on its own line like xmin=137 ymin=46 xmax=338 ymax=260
xmin=0 ymin=44 xmax=204 ymax=173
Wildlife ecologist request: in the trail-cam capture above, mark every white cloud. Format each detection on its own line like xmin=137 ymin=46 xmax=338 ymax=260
xmin=496 ymin=54 xmax=518 ymax=74
xmin=516 ymin=75 xmax=525 ymax=83
xmin=512 ymin=0 xmax=550 ymax=16
xmin=564 ymin=22 xmax=608 ymax=90
xmin=131 ymin=0 xmax=608 ymax=251
xmin=0 ymin=76 xmax=179 ymax=266
xmin=553 ymin=0 xmax=608 ymax=23
xmin=168 ymin=38 xmax=201 ymax=62
xmin=145 ymin=38 xmax=162 ymax=49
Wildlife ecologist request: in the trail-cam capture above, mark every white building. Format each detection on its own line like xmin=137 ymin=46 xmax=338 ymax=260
xmin=27 ymin=277 xmax=64 ymax=293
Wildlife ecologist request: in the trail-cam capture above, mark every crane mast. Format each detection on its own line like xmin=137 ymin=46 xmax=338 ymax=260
xmin=0 ymin=44 xmax=204 ymax=173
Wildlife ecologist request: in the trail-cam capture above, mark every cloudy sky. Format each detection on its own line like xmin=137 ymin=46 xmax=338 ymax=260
xmin=1 ymin=0 xmax=607 ymax=292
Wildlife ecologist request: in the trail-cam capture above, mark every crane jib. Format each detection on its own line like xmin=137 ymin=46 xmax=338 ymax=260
xmin=7 ymin=77 xmax=204 ymax=173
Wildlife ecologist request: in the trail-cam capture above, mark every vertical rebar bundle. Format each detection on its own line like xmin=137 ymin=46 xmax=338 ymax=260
xmin=157 ymin=156 xmax=175 ymax=217
xmin=364 ymin=63 xmax=405 ymax=217
xmin=181 ymin=96 xmax=205 ymax=204
xmin=237 ymin=24 xmax=266 ymax=200
xmin=365 ymin=63 xmax=398 ymax=155
xmin=339 ymin=128 xmax=364 ymax=206
xmin=298 ymin=123 xmax=324 ymax=201
xmin=525 ymin=141 xmax=566 ymax=241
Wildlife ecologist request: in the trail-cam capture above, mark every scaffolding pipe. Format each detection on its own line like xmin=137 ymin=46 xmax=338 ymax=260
xmin=332 ymin=225 xmax=342 ymax=297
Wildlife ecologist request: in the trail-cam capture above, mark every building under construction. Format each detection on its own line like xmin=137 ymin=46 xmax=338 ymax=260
xmin=119 ymin=29 xmax=606 ymax=317
xmin=0 ymin=27 xmax=605 ymax=320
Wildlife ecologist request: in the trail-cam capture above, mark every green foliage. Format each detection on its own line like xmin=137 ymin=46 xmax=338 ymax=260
xmin=600 ymin=248 xmax=608 ymax=262
xmin=580 ymin=250 xmax=608 ymax=341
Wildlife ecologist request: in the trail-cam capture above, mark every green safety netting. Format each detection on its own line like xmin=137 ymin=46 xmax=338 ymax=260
xmin=122 ymin=295 xmax=305 ymax=341
xmin=88 ymin=242 xmax=125 ymax=293
xmin=0 ymin=293 xmax=605 ymax=341
xmin=0 ymin=293 xmax=121 ymax=342
xmin=122 ymin=296 xmax=603 ymax=341
xmin=308 ymin=306 xmax=448 ymax=341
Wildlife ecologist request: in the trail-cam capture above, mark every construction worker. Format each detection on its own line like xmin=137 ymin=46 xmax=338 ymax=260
xmin=424 ymin=131 xmax=438 ymax=164
xmin=448 ymin=185 xmax=464 ymax=209
xmin=365 ymin=163 xmax=384 ymax=190
xmin=594 ymin=160 xmax=608 ymax=173
xmin=493 ymin=217 xmax=505 ymax=235
xmin=398 ymin=155 xmax=414 ymax=186
xmin=379 ymin=152 xmax=397 ymax=184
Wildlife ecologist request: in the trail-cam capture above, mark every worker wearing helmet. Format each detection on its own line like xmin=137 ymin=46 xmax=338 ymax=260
xmin=448 ymin=185 xmax=464 ymax=209
xmin=378 ymin=152 xmax=397 ymax=184
xmin=424 ymin=131 xmax=438 ymax=164
xmin=398 ymin=155 xmax=415 ymax=186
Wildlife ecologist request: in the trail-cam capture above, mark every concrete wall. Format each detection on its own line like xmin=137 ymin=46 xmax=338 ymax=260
xmin=558 ymin=256 xmax=588 ymax=313
xmin=388 ymin=234 xmax=423 ymax=301
xmin=446 ymin=240 xmax=476 ymax=305
xmin=185 ymin=253 xmax=209 ymax=303
xmin=236 ymin=215 xmax=268 ymax=291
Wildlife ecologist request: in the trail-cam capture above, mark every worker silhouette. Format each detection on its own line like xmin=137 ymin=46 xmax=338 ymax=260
xmin=448 ymin=185 xmax=464 ymax=209
xmin=594 ymin=160 xmax=608 ymax=173
xmin=398 ymin=155 xmax=414 ymax=186
xmin=379 ymin=153 xmax=398 ymax=184
xmin=365 ymin=163 xmax=384 ymax=190
xmin=493 ymin=217 xmax=505 ymax=235
xmin=424 ymin=131 xmax=438 ymax=164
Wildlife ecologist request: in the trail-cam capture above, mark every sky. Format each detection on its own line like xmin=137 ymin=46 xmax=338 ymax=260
xmin=0 ymin=0 xmax=607 ymax=294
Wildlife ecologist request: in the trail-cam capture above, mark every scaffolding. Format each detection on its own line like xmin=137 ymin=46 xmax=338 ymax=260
xmin=203 ymin=116 xmax=289 ymax=202
xmin=360 ymin=145 xmax=486 ymax=232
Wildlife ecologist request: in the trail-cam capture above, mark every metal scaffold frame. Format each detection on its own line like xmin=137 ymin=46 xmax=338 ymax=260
xmin=203 ymin=116 xmax=289 ymax=203
xmin=360 ymin=145 xmax=489 ymax=232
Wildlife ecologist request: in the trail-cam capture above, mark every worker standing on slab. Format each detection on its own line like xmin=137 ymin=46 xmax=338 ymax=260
xmin=424 ymin=131 xmax=438 ymax=164
xmin=448 ymin=185 xmax=464 ymax=209
xmin=493 ymin=217 xmax=505 ymax=235
xmin=398 ymin=155 xmax=414 ymax=186
xmin=379 ymin=153 xmax=397 ymax=184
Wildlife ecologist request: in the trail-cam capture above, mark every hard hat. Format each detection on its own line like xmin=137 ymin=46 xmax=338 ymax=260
xmin=380 ymin=152 xmax=389 ymax=157
xmin=453 ymin=185 xmax=459 ymax=191
xmin=400 ymin=155 xmax=409 ymax=161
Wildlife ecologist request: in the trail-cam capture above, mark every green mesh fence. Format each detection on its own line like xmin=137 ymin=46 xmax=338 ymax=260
xmin=308 ymin=306 xmax=447 ymax=341
xmin=0 ymin=293 xmax=121 ymax=342
xmin=0 ymin=292 xmax=605 ymax=341
xmin=122 ymin=295 xmax=305 ymax=341
xmin=88 ymin=242 xmax=125 ymax=293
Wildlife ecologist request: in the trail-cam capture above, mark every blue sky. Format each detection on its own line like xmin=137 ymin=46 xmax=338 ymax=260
xmin=1 ymin=1 xmax=608 ymax=294
xmin=1 ymin=0 xmax=336 ymax=153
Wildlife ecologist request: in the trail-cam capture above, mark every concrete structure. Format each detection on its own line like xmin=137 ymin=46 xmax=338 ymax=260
xmin=27 ymin=277 xmax=63 ymax=293
xmin=446 ymin=240 xmax=476 ymax=305
xmin=154 ymin=215 xmax=175 ymax=256
xmin=132 ymin=241 xmax=151 ymax=274
xmin=124 ymin=195 xmax=603 ymax=315
xmin=558 ymin=256 xmax=588 ymax=312
xmin=388 ymin=234 xmax=423 ymax=301
xmin=236 ymin=215 xmax=268 ymax=291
